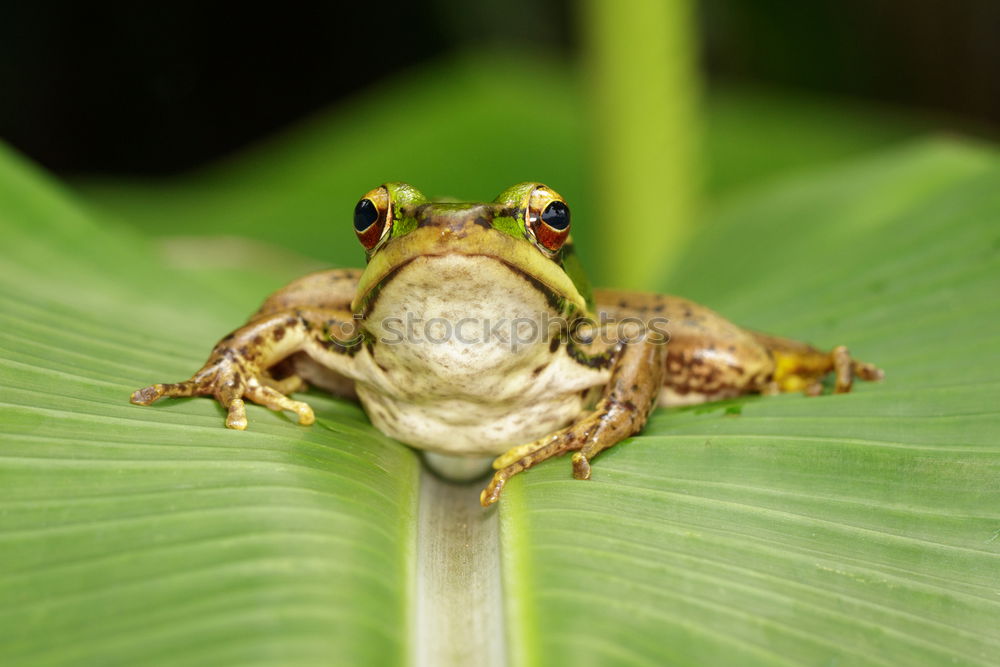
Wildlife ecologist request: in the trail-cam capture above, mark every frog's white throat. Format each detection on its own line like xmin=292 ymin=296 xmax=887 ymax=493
xmin=352 ymin=254 xmax=608 ymax=457
xmin=364 ymin=253 xmax=563 ymax=367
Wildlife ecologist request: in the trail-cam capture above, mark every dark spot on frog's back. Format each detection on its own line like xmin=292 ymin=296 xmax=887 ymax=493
xmin=332 ymin=269 xmax=361 ymax=282
xmin=273 ymin=326 xmax=286 ymax=342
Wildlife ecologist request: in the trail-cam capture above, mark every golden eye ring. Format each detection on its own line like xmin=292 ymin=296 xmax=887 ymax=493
xmin=353 ymin=185 xmax=392 ymax=251
xmin=526 ymin=185 xmax=571 ymax=253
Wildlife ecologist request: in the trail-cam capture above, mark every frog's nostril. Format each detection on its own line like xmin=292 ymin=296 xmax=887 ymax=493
xmin=416 ymin=206 xmax=494 ymax=234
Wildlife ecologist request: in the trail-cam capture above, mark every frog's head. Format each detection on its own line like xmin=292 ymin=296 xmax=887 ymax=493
xmin=349 ymin=182 xmax=593 ymax=317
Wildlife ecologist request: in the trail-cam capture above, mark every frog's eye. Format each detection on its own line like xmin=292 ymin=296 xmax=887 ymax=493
xmin=353 ymin=186 xmax=392 ymax=251
xmin=526 ymin=185 xmax=571 ymax=253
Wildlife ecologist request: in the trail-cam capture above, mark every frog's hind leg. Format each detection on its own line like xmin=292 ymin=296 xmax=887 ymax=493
xmin=593 ymin=289 xmax=884 ymax=401
xmin=750 ymin=332 xmax=884 ymax=395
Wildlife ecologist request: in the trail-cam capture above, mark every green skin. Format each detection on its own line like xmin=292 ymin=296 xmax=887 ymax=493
xmin=132 ymin=183 xmax=883 ymax=506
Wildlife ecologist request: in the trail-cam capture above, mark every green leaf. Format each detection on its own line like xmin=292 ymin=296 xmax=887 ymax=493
xmin=499 ymin=140 xmax=1000 ymax=666
xmin=0 ymin=143 xmax=420 ymax=666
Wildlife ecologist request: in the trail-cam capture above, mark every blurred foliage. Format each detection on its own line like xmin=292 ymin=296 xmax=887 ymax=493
xmin=74 ymin=54 xmax=931 ymax=288
xmin=4 ymin=1 xmax=997 ymax=176
xmin=583 ymin=0 xmax=701 ymax=287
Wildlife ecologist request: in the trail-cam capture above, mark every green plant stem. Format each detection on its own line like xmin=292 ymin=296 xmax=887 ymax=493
xmin=582 ymin=0 xmax=702 ymax=288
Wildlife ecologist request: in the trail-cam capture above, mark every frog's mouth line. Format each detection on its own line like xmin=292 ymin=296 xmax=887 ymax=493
xmin=353 ymin=253 xmax=579 ymax=320
xmin=351 ymin=225 xmax=587 ymax=317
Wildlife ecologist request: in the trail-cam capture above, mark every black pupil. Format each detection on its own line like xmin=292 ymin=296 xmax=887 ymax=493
xmin=541 ymin=201 xmax=570 ymax=231
xmin=354 ymin=198 xmax=379 ymax=232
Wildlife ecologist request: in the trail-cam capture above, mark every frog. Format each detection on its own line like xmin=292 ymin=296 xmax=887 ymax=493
xmin=131 ymin=182 xmax=883 ymax=506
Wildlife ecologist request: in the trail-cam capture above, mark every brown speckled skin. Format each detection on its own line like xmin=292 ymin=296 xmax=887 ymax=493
xmin=132 ymin=269 xmax=882 ymax=505
xmin=598 ymin=289 xmax=883 ymax=398
xmin=598 ymin=289 xmax=775 ymax=403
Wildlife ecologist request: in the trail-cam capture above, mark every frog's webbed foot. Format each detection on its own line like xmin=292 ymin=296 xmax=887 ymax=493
xmin=131 ymin=353 xmax=315 ymax=430
xmin=783 ymin=345 xmax=885 ymax=395
xmin=757 ymin=332 xmax=885 ymax=397
xmin=480 ymin=333 xmax=666 ymax=506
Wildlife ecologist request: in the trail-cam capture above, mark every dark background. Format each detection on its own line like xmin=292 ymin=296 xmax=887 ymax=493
xmin=2 ymin=0 xmax=998 ymax=176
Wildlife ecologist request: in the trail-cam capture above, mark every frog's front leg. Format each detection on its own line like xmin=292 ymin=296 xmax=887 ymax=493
xmin=480 ymin=330 xmax=666 ymax=506
xmin=131 ymin=307 xmax=360 ymax=429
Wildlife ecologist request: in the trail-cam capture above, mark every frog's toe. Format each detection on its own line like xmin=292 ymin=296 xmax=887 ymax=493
xmin=832 ymin=345 xmax=853 ymax=393
xmin=130 ymin=381 xmax=201 ymax=405
xmin=213 ymin=375 xmax=250 ymax=429
xmin=130 ymin=384 xmax=163 ymax=405
xmin=480 ymin=473 xmax=506 ymax=507
xmin=244 ymin=383 xmax=315 ymax=426
xmin=491 ymin=440 xmax=546 ymax=469
xmin=831 ymin=345 xmax=886 ymax=394
xmin=225 ymin=398 xmax=248 ymax=429
xmin=262 ymin=373 xmax=308 ymax=396
xmin=571 ymin=452 xmax=592 ymax=480
xmin=854 ymin=360 xmax=885 ymax=382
